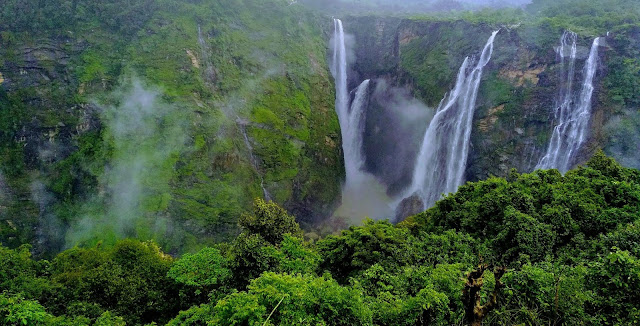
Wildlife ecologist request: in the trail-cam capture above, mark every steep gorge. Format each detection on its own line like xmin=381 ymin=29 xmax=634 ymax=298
xmin=337 ymin=16 xmax=640 ymax=219
xmin=2 ymin=0 xmax=640 ymax=255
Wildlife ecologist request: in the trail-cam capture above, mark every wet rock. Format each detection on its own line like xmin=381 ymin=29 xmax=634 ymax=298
xmin=394 ymin=194 xmax=424 ymax=222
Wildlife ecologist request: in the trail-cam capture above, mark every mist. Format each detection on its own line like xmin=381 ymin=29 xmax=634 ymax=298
xmin=31 ymin=180 xmax=64 ymax=254
xmin=363 ymin=79 xmax=434 ymax=195
xmin=65 ymin=77 xmax=188 ymax=247
xmin=302 ymin=0 xmax=532 ymax=14
xmin=331 ymin=79 xmax=435 ymax=222
xmin=604 ymin=110 xmax=640 ymax=170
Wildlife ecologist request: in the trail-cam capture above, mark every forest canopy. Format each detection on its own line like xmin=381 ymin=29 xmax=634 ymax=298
xmin=1 ymin=153 xmax=639 ymax=325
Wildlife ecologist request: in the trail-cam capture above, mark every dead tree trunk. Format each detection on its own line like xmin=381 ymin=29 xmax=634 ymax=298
xmin=463 ymin=264 xmax=507 ymax=326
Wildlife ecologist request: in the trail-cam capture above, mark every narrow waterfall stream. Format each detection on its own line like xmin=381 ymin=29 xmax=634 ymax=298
xmin=536 ymin=33 xmax=602 ymax=173
xmin=197 ymin=24 xmax=216 ymax=85
xmin=237 ymin=119 xmax=272 ymax=202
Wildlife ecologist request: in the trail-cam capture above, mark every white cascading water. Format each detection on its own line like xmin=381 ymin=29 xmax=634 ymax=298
xmin=406 ymin=31 xmax=499 ymax=209
xmin=343 ymin=79 xmax=371 ymax=180
xmin=331 ymin=19 xmax=348 ymax=116
xmin=536 ymin=33 xmax=601 ymax=173
xmin=331 ymin=18 xmax=369 ymax=190
xmin=331 ymin=19 xmax=393 ymax=221
xmin=237 ymin=119 xmax=272 ymax=201
xmin=197 ymin=25 xmax=216 ymax=85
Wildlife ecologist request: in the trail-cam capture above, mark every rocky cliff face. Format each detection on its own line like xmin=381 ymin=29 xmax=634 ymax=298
xmin=0 ymin=37 xmax=103 ymax=251
xmin=0 ymin=1 xmax=343 ymax=254
xmin=340 ymin=16 xmax=637 ymax=200
xmin=3 ymin=4 xmax=639 ymax=252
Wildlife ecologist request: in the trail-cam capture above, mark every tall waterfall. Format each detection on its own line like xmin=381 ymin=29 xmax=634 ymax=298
xmin=331 ymin=18 xmax=369 ymax=189
xmin=332 ymin=18 xmax=349 ymax=135
xmin=406 ymin=31 xmax=499 ymax=209
xmin=536 ymin=33 xmax=601 ymax=173
xmin=343 ymin=79 xmax=370 ymax=185
xmin=331 ymin=19 xmax=393 ymax=221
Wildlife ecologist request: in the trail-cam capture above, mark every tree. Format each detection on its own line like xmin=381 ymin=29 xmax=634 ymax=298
xmin=0 ymin=293 xmax=52 ymax=326
xmin=239 ymin=199 xmax=303 ymax=245
xmin=168 ymin=247 xmax=230 ymax=301
xmin=211 ymin=273 xmax=372 ymax=326
xmin=317 ymin=220 xmax=418 ymax=284
xmin=357 ymin=263 xmax=462 ymax=325
xmin=94 ymin=311 xmax=125 ymax=326
xmin=47 ymin=240 xmax=182 ymax=325
xmin=226 ymin=199 xmax=310 ymax=288
xmin=0 ymin=245 xmax=46 ymax=297
xmin=227 ymin=233 xmax=278 ymax=288
xmin=463 ymin=264 xmax=507 ymax=326
xmin=407 ymin=154 xmax=640 ymax=266
xmin=494 ymin=262 xmax=591 ymax=325
xmin=586 ymin=249 xmax=640 ymax=324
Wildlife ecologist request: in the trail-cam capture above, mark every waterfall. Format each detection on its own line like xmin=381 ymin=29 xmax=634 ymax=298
xmin=331 ymin=19 xmax=393 ymax=221
xmin=331 ymin=19 xmax=350 ymax=184
xmin=237 ymin=119 xmax=272 ymax=201
xmin=197 ymin=24 xmax=216 ymax=84
xmin=331 ymin=19 xmax=348 ymax=125
xmin=343 ymin=79 xmax=370 ymax=186
xmin=331 ymin=18 xmax=369 ymax=189
xmin=406 ymin=31 xmax=499 ymax=209
xmin=536 ymin=33 xmax=601 ymax=173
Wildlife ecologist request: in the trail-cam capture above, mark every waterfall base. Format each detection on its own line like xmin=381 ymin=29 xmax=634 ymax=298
xmin=333 ymin=172 xmax=394 ymax=223
xmin=394 ymin=194 xmax=425 ymax=222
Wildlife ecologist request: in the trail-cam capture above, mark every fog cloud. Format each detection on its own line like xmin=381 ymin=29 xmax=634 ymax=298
xmin=604 ymin=109 xmax=640 ymax=169
xmin=363 ymin=79 xmax=434 ymax=195
xmin=66 ymin=77 xmax=188 ymax=247
xmin=302 ymin=0 xmax=531 ymax=14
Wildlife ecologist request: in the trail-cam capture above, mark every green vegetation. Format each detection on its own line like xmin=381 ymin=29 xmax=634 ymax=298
xmin=2 ymin=0 xmax=640 ymax=323
xmin=1 ymin=155 xmax=639 ymax=325
xmin=2 ymin=0 xmax=640 ymax=256
xmin=0 ymin=0 xmax=341 ymax=253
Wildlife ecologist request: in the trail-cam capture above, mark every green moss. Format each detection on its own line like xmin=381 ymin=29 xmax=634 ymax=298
xmin=0 ymin=0 xmax=341 ymax=253
xmin=604 ymin=56 xmax=640 ymax=108
xmin=400 ymin=38 xmax=455 ymax=106
xmin=78 ymin=50 xmax=108 ymax=85
xmin=398 ymin=22 xmax=491 ymax=106
xmin=480 ymin=73 xmax=515 ymax=108
xmin=252 ymin=107 xmax=285 ymax=130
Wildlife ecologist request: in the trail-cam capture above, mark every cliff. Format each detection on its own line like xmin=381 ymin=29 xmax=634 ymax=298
xmin=341 ymin=16 xmax=640 ymax=198
xmin=0 ymin=0 xmax=343 ymax=254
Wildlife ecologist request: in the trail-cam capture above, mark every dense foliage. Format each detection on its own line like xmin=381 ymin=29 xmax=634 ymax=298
xmin=2 ymin=0 xmax=640 ymax=324
xmin=1 ymin=155 xmax=639 ymax=325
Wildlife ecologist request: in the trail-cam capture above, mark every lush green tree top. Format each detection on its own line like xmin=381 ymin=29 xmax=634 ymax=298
xmin=1 ymin=157 xmax=640 ymax=325
xmin=239 ymin=199 xmax=303 ymax=245
xmin=167 ymin=247 xmax=229 ymax=288
xmin=407 ymin=151 xmax=640 ymax=266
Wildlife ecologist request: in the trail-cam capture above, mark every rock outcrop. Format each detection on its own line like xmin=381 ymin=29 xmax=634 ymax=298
xmin=394 ymin=194 xmax=424 ymax=222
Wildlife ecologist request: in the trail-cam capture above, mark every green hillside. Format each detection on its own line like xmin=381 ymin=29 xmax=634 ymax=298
xmin=1 ymin=0 xmax=640 ymax=324
xmin=0 ymin=0 xmax=342 ymax=254
xmin=1 ymin=153 xmax=639 ymax=325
